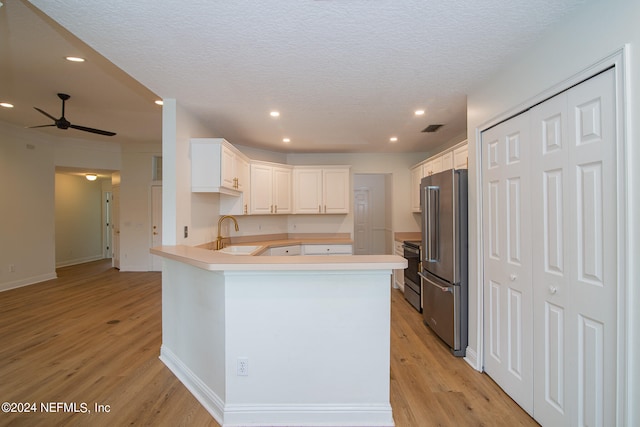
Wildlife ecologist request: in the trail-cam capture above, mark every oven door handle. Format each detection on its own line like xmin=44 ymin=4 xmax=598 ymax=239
xmin=402 ymin=245 xmax=420 ymax=255
xmin=418 ymin=272 xmax=453 ymax=293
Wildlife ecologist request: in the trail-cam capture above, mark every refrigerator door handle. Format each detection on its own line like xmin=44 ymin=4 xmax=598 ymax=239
xmin=418 ymin=272 xmax=452 ymax=293
xmin=426 ymin=185 xmax=439 ymax=262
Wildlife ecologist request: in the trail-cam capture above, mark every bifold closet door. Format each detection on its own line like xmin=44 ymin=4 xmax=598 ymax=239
xmin=482 ymin=112 xmax=534 ymax=415
xmin=530 ymin=68 xmax=617 ymax=427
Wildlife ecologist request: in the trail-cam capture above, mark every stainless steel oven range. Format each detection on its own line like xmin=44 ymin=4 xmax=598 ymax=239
xmin=402 ymin=240 xmax=421 ymax=312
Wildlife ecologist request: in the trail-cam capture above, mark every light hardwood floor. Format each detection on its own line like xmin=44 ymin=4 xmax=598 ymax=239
xmin=0 ymin=260 xmax=537 ymax=426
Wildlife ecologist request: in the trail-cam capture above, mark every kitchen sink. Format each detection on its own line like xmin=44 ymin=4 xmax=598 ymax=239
xmin=216 ymin=245 xmax=261 ymax=255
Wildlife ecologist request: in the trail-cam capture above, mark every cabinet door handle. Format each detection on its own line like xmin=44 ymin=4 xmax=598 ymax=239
xmin=324 ymin=205 xmax=327 ymax=213
xmin=270 ymin=205 xmax=273 ymax=214
xmin=244 ymin=204 xmax=247 ymax=214
xmin=275 ymin=205 xmax=278 ymax=213
xmin=319 ymin=205 xmax=321 ymax=213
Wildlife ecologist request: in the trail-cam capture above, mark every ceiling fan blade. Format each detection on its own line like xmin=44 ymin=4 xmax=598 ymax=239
xmin=69 ymin=124 xmax=116 ymax=137
xmin=28 ymin=124 xmax=56 ymax=129
xmin=33 ymin=107 xmax=58 ymax=121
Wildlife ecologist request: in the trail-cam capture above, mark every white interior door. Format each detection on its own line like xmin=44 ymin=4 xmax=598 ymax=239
xmin=353 ymin=188 xmax=372 ymax=255
xmin=111 ymin=185 xmax=120 ymax=269
xmin=531 ymin=68 xmax=617 ymax=427
xmin=482 ymin=112 xmax=534 ymax=414
xmin=104 ymin=191 xmax=112 ymax=259
xmin=151 ymin=185 xmax=163 ymax=271
xmin=483 ymin=68 xmax=618 ymax=425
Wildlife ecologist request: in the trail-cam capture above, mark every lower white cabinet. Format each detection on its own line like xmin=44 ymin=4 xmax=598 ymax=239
xmin=302 ymin=244 xmax=353 ymax=255
xmin=269 ymin=245 xmax=301 ymax=256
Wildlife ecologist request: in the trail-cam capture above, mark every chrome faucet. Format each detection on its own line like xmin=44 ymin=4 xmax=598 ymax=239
xmin=216 ymin=215 xmax=239 ymax=250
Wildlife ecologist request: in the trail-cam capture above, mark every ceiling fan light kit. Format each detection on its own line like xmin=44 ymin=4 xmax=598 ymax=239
xmin=29 ymin=93 xmax=116 ymax=136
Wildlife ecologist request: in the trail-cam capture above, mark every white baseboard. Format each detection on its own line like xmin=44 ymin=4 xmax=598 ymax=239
xmin=159 ymin=345 xmax=395 ymax=426
xmin=464 ymin=346 xmax=481 ymax=371
xmin=56 ymin=255 xmax=104 ymax=268
xmin=0 ymin=272 xmax=57 ymax=292
xmin=222 ymin=403 xmax=394 ymax=427
xmin=159 ymin=345 xmax=225 ymax=426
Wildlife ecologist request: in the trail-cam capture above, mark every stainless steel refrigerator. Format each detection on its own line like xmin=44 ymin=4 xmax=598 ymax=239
xmin=419 ymin=169 xmax=468 ymax=356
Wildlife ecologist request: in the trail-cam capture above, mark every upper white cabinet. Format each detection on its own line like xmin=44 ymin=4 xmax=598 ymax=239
xmin=441 ymin=151 xmax=453 ymax=171
xmin=410 ymin=165 xmax=423 ymax=213
xmin=192 ymin=138 xmax=352 ymax=216
xmin=191 ymin=138 xmax=250 ymax=195
xmin=453 ymin=145 xmax=468 ymax=169
xmin=410 ymin=140 xmax=468 ymax=212
xmin=424 ymin=156 xmax=443 ymax=176
xmin=293 ymin=166 xmax=350 ymax=214
xmin=250 ymin=162 xmax=292 ymax=215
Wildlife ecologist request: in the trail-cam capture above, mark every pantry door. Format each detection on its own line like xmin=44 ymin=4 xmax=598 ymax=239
xmin=530 ymin=68 xmax=617 ymax=427
xmin=481 ymin=112 xmax=534 ymax=414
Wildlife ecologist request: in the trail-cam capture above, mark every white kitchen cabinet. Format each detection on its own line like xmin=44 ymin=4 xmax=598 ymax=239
xmin=269 ymin=245 xmax=301 ymax=256
xmin=441 ymin=151 xmax=453 ymax=171
xmin=293 ymin=166 xmax=350 ymax=214
xmin=453 ymin=144 xmax=468 ymax=169
xmin=191 ymin=138 xmax=250 ymax=195
xmin=302 ymin=244 xmax=353 ymax=255
xmin=219 ymin=155 xmax=250 ymax=215
xmin=410 ymin=165 xmax=423 ymax=213
xmin=409 ymin=140 xmax=468 ymax=213
xmin=250 ymin=162 xmax=292 ymax=215
xmin=424 ymin=156 xmax=443 ymax=176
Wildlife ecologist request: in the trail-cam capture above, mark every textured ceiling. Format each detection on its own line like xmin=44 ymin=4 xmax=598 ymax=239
xmin=2 ymin=0 xmax=590 ymax=153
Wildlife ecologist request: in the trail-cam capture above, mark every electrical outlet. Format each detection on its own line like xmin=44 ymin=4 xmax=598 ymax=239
xmin=184 ymin=226 xmax=188 ymax=238
xmin=237 ymin=357 xmax=249 ymax=376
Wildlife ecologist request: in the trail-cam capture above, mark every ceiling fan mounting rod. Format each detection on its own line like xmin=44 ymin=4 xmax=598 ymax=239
xmin=58 ymin=93 xmax=69 ymax=118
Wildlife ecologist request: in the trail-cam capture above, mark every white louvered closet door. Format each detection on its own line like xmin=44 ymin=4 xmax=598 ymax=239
xmin=482 ymin=112 xmax=534 ymax=415
xmin=530 ymin=68 xmax=617 ymax=427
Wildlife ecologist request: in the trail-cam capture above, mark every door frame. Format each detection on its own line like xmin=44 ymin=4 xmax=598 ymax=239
xmin=471 ymin=47 xmax=629 ymax=422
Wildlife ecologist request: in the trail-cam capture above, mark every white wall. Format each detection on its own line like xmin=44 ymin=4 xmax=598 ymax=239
xmin=162 ymin=99 xmax=223 ymax=247
xmin=466 ymin=0 xmax=639 ymax=423
xmin=54 ymin=173 xmax=104 ymax=267
xmin=0 ymin=121 xmax=56 ymax=291
xmin=0 ymin=117 xmax=165 ymax=288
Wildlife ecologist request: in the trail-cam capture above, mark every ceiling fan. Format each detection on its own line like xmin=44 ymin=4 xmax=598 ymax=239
xmin=29 ymin=93 xmax=116 ymax=136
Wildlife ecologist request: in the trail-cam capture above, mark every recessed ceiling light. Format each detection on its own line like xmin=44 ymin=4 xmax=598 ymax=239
xmin=155 ymin=100 xmax=163 ymax=106
xmin=65 ymin=56 xmax=86 ymax=62
xmin=0 ymin=102 xmax=14 ymax=108
xmin=270 ymin=111 xmax=280 ymax=117
xmin=283 ymin=138 xmax=291 ymax=143
xmin=414 ymin=109 xmax=425 ymax=116
xmin=390 ymin=137 xmax=398 ymax=142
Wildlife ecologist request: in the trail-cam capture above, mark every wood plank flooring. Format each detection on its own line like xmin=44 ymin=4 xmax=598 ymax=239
xmin=0 ymin=259 xmax=537 ymax=426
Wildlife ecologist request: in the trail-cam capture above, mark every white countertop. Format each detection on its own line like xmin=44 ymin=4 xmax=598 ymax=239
xmin=151 ymin=245 xmax=407 ymax=271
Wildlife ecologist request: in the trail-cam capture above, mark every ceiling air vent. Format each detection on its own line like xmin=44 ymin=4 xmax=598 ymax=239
xmin=422 ymin=124 xmax=444 ymax=133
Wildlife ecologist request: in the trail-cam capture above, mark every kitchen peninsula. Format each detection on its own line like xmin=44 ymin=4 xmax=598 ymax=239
xmin=151 ymin=243 xmax=406 ymax=427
